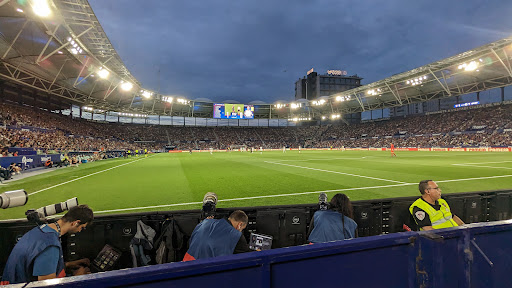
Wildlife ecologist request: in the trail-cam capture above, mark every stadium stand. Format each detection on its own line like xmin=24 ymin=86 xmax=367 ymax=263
xmin=0 ymin=101 xmax=510 ymax=155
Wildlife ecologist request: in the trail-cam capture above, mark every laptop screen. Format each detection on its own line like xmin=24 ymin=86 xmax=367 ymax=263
xmin=249 ymin=232 xmax=273 ymax=251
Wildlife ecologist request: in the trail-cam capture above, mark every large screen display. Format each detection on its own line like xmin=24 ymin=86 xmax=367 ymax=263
xmin=213 ymin=104 xmax=254 ymax=119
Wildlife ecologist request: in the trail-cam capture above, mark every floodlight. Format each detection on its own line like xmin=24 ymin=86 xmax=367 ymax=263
xmin=67 ymin=37 xmax=72 ymax=41
xmin=120 ymin=82 xmax=133 ymax=91
xmin=98 ymin=68 xmax=109 ymax=79
xmin=322 ymin=116 xmax=326 ymax=120
xmin=57 ymin=51 xmax=63 ymax=54
xmin=141 ymin=90 xmax=152 ymax=98
xmin=32 ymin=0 xmax=51 ymax=17
xmin=162 ymin=96 xmax=173 ymax=103
xmin=70 ymin=48 xmax=78 ymax=54
xmin=16 ymin=8 xmax=24 ymax=13
xmin=465 ymin=61 xmax=479 ymax=71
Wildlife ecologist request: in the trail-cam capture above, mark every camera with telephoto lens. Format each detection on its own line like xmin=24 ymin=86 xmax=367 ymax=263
xmin=202 ymin=192 xmax=218 ymax=218
xmin=0 ymin=189 xmax=28 ymax=209
xmin=26 ymin=197 xmax=79 ymax=224
xmin=318 ymin=192 xmax=329 ymax=211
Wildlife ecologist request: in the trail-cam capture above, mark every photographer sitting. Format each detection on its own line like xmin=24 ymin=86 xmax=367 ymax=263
xmin=183 ymin=193 xmax=252 ymax=261
xmin=307 ymin=193 xmax=358 ymax=243
xmin=1 ymin=205 xmax=94 ymax=285
xmin=0 ymin=165 xmax=12 ymax=181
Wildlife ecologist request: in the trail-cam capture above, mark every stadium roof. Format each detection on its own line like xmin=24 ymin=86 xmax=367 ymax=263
xmin=0 ymin=0 xmax=511 ymax=119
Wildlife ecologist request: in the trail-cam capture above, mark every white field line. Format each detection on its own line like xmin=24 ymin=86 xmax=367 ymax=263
xmin=3 ymin=173 xmax=512 ymax=221
xmin=28 ymin=156 xmax=151 ymax=196
xmin=273 ymin=157 xmax=372 ymax=162
xmin=93 ymin=183 xmax=412 ymax=214
xmin=453 ymin=160 xmax=512 ymax=165
xmin=452 ymin=164 xmax=512 ymax=170
xmin=264 ymin=160 xmax=407 ymax=184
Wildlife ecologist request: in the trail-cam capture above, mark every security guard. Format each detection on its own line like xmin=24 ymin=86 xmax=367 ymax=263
xmin=409 ymin=180 xmax=464 ymax=231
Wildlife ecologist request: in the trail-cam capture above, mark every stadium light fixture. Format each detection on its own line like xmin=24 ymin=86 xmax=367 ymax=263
xmin=32 ymin=0 xmax=51 ymax=17
xmin=336 ymin=96 xmax=350 ymax=102
xmin=290 ymin=103 xmax=300 ymax=109
xmin=312 ymin=99 xmax=326 ymax=106
xmin=177 ymin=98 xmax=189 ymax=104
xmin=16 ymin=8 xmax=24 ymax=13
xmin=322 ymin=116 xmax=326 ymax=120
xmin=120 ymin=81 xmax=133 ymax=91
xmin=331 ymin=114 xmax=341 ymax=119
xmin=141 ymin=90 xmax=152 ymax=98
xmin=162 ymin=96 xmax=173 ymax=103
xmin=406 ymin=76 xmax=427 ymax=86
xmin=98 ymin=67 xmax=109 ymax=79
xmin=274 ymin=103 xmax=286 ymax=109
xmin=367 ymin=89 xmax=382 ymax=96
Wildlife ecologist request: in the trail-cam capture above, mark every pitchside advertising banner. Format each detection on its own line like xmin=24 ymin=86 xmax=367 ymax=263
xmin=0 ymin=154 xmax=64 ymax=169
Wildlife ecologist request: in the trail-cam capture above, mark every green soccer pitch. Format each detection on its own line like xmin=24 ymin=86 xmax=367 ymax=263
xmin=1 ymin=150 xmax=512 ymax=221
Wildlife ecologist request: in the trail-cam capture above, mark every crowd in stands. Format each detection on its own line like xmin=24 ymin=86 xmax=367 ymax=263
xmin=0 ymin=101 xmax=510 ymax=155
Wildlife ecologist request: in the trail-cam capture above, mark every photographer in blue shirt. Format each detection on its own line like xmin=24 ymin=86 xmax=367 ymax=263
xmin=308 ymin=193 xmax=357 ymax=243
xmin=1 ymin=205 xmax=93 ymax=285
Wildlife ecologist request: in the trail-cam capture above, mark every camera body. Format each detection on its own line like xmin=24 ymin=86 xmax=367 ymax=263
xmin=202 ymin=192 xmax=218 ymax=218
xmin=318 ymin=192 xmax=329 ymax=211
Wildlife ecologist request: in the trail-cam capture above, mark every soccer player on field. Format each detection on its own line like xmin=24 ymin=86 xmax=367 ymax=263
xmin=390 ymin=143 xmax=397 ymax=157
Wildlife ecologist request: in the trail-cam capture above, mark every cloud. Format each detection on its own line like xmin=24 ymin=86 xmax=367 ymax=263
xmin=88 ymin=0 xmax=512 ymax=103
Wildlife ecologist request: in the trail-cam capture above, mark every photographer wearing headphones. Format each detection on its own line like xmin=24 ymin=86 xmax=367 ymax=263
xmin=1 ymin=205 xmax=94 ymax=285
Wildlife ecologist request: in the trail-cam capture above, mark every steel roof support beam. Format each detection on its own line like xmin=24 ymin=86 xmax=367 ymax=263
xmin=490 ymin=48 xmax=512 ymax=78
xmin=1 ymin=19 xmax=29 ymax=60
xmin=385 ymin=82 xmax=402 ymax=105
xmin=428 ymin=68 xmax=451 ymax=96
xmin=73 ymin=57 xmax=90 ymax=87
xmin=37 ymin=26 xmax=93 ymax=64
xmin=36 ymin=23 xmax=61 ymax=64
xmin=103 ymin=81 xmax=120 ymax=100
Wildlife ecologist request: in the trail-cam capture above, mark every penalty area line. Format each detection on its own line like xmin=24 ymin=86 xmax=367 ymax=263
xmin=28 ymin=156 xmax=152 ymax=196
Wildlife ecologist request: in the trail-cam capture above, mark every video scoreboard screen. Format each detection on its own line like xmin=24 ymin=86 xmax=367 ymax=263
xmin=213 ymin=103 xmax=254 ymax=119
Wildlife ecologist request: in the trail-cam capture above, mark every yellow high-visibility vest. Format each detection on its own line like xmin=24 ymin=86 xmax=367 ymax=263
xmin=409 ymin=198 xmax=458 ymax=230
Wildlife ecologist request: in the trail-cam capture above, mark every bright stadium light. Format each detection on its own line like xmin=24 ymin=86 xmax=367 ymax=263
xmin=458 ymin=61 xmax=480 ymax=72
xmin=98 ymin=68 xmax=109 ymax=79
xmin=177 ymin=98 xmax=189 ymax=104
xmin=367 ymin=89 xmax=382 ymax=96
xmin=141 ymin=90 xmax=152 ymax=98
xmin=331 ymin=114 xmax=341 ymax=119
xmin=406 ymin=76 xmax=427 ymax=86
xmin=290 ymin=103 xmax=300 ymax=109
xmin=312 ymin=99 xmax=326 ymax=106
xmin=336 ymin=95 xmax=350 ymax=102
xmin=16 ymin=8 xmax=24 ymax=13
xmin=120 ymin=81 xmax=133 ymax=91
xmin=70 ymin=48 xmax=78 ymax=54
xmin=162 ymin=96 xmax=173 ymax=103
xmin=32 ymin=0 xmax=51 ymax=17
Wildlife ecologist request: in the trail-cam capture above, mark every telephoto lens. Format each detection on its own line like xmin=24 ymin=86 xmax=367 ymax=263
xmin=35 ymin=197 xmax=79 ymax=218
xmin=0 ymin=190 xmax=28 ymax=209
xmin=318 ymin=192 xmax=329 ymax=211
xmin=202 ymin=192 xmax=218 ymax=218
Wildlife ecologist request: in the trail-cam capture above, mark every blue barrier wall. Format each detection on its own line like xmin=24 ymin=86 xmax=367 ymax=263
xmin=0 ymin=154 xmax=62 ymax=169
xmin=20 ymin=219 xmax=512 ymax=288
